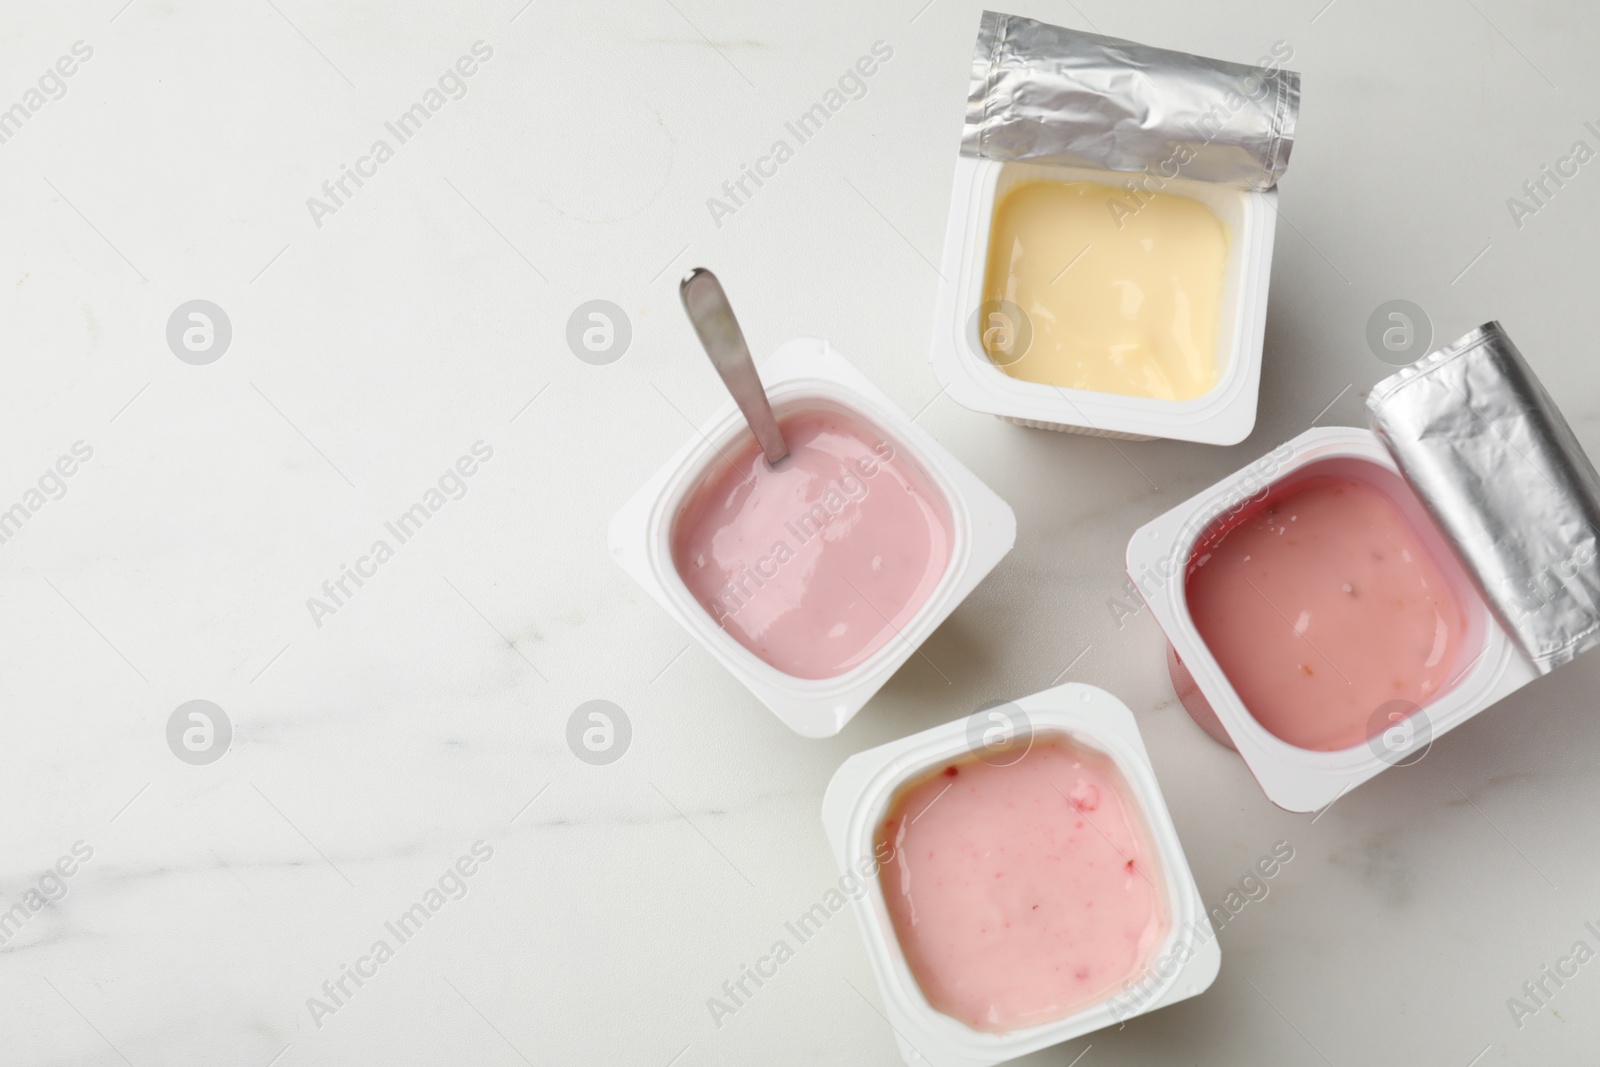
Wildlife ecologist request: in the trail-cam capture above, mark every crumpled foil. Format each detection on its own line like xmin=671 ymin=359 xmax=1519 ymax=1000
xmin=961 ymin=11 xmax=1299 ymax=190
xmin=1369 ymin=322 xmax=1600 ymax=674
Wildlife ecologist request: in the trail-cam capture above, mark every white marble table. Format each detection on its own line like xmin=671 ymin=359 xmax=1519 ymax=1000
xmin=2 ymin=1 xmax=1598 ymax=1064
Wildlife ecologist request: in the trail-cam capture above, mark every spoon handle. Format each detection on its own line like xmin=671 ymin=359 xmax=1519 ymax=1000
xmin=679 ymin=268 xmax=789 ymax=466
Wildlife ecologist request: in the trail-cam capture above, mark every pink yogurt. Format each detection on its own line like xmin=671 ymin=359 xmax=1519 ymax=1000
xmin=670 ymin=406 xmax=954 ymax=680
xmin=875 ymin=735 xmax=1170 ymax=1033
xmin=1186 ymin=474 xmax=1471 ymax=751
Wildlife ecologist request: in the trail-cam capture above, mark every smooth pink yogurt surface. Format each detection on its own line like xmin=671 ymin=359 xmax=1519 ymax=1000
xmin=1186 ymin=474 xmax=1471 ymax=751
xmin=876 ymin=737 xmax=1169 ymax=1033
xmin=670 ymin=407 xmax=953 ymax=680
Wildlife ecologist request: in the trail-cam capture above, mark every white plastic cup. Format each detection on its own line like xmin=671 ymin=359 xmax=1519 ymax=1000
xmin=610 ymin=338 xmax=1016 ymax=738
xmin=1126 ymin=426 xmax=1539 ymax=812
xmin=821 ymin=683 xmax=1219 ymax=1066
xmin=929 ymin=158 xmax=1276 ymax=444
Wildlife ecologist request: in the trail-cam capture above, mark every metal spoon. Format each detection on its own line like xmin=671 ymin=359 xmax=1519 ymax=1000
xmin=679 ymin=267 xmax=788 ymax=466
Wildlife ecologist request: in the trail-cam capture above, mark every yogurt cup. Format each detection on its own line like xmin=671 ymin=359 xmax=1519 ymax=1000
xmin=610 ymin=338 xmax=1016 ymax=738
xmin=1126 ymin=426 xmax=1539 ymax=812
xmin=821 ymin=683 xmax=1219 ymax=1066
xmin=929 ymin=158 xmax=1277 ymax=444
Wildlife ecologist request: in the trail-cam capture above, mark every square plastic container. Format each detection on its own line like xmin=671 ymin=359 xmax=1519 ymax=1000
xmin=610 ymin=338 xmax=1015 ymax=739
xmin=821 ymin=683 xmax=1219 ymax=1066
xmin=929 ymin=158 xmax=1277 ymax=444
xmin=1126 ymin=426 xmax=1540 ymax=812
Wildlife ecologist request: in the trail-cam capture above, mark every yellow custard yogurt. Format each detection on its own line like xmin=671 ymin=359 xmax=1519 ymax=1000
xmin=982 ymin=180 xmax=1230 ymax=401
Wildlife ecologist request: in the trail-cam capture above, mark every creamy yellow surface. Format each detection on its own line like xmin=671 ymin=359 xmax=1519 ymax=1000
xmin=981 ymin=180 xmax=1230 ymax=401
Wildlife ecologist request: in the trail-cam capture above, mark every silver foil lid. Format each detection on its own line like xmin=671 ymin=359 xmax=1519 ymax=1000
xmin=962 ymin=11 xmax=1299 ymax=190
xmin=1368 ymin=322 xmax=1600 ymax=674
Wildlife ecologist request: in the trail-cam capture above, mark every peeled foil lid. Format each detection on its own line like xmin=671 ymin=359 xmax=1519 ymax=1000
xmin=1368 ymin=322 xmax=1600 ymax=674
xmin=962 ymin=11 xmax=1299 ymax=190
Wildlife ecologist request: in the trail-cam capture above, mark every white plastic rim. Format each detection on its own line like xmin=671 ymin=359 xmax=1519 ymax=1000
xmin=929 ymin=157 xmax=1276 ymax=445
xmin=820 ymin=683 xmax=1219 ymax=1067
xmin=1125 ymin=426 xmax=1540 ymax=812
xmin=609 ymin=338 xmax=1016 ymax=739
